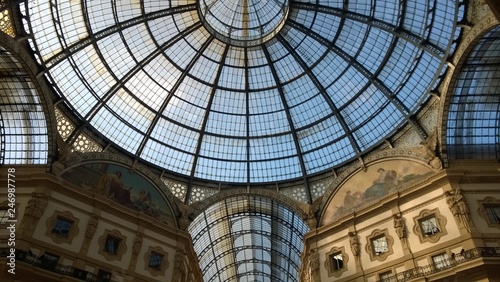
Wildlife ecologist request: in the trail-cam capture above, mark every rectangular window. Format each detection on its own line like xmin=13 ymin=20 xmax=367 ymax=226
xmin=432 ymin=253 xmax=450 ymax=270
xmin=97 ymin=269 xmax=112 ymax=282
xmin=419 ymin=215 xmax=440 ymax=237
xmin=329 ymin=252 xmax=343 ymax=271
xmin=104 ymin=236 xmax=120 ymax=255
xmin=149 ymin=252 xmax=163 ymax=270
xmin=52 ymin=217 xmax=73 ymax=237
xmin=379 ymin=271 xmax=392 ymax=282
xmin=40 ymin=252 xmax=59 ymax=271
xmin=0 ymin=209 xmax=8 ymax=225
xmin=484 ymin=204 xmax=500 ymax=224
xmin=371 ymin=235 xmax=388 ymax=255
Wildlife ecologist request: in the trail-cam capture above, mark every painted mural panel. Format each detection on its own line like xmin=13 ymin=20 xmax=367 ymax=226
xmin=321 ymin=160 xmax=433 ymax=225
xmin=61 ymin=162 xmax=175 ymax=225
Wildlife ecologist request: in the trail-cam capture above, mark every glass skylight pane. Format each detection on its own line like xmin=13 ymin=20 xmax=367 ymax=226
xmin=249 ymin=135 xmax=296 ymax=161
xmin=355 ymin=103 xmax=402 ymax=150
xmin=195 ymin=158 xmax=246 ymax=182
xmin=298 ymin=116 xmax=344 ymax=152
xmin=295 ymin=95 xmax=331 ymax=127
xmin=341 ymin=86 xmax=385 ymax=129
xmin=283 ymin=75 xmax=319 ymax=107
xmin=124 ymin=71 xmax=169 ymax=112
xmin=378 ymin=40 xmax=419 ymax=92
xmin=374 ymin=0 xmax=400 ymax=25
xmin=250 ymin=112 xmax=290 ymax=136
xmin=116 ymin=0 xmax=142 ymax=22
xmin=249 ymin=157 xmax=302 ymax=182
xmin=310 ymin=11 xmax=340 ymax=41
xmin=86 ymin=1 xmax=115 ymax=31
xmin=73 ymin=46 xmax=116 ymax=99
xmin=91 ymin=108 xmax=143 ymax=153
xmin=150 ymin=118 xmax=199 ymax=154
xmin=30 ymin=1 xmax=63 ymax=61
xmin=205 ymin=112 xmax=246 ymax=136
xmin=403 ymin=0 xmax=427 ymax=37
xmin=303 ymin=138 xmax=355 ymax=173
xmin=312 ymin=52 xmax=349 ymax=90
xmin=211 ymin=89 xmax=246 ymax=114
xmin=248 ymin=89 xmax=284 ymax=114
xmin=248 ymin=65 xmax=276 ymax=90
xmin=329 ymin=67 xmax=368 ymax=107
xmin=336 ymin=20 xmax=368 ymax=58
xmin=175 ymin=77 xmax=212 ymax=108
xmin=142 ymin=139 xmax=193 ymax=175
xmin=142 ymin=55 xmax=183 ymax=93
xmin=57 ymin=0 xmax=87 ymax=47
xmin=97 ymin=33 xmax=136 ymax=78
xmin=107 ymin=89 xmax=154 ymax=132
xmin=50 ymin=60 xmax=99 ymax=117
xmin=122 ymin=24 xmax=156 ymax=63
xmin=293 ymin=8 xmax=318 ymax=29
xmin=199 ymin=135 xmax=246 ymax=161
xmin=357 ymin=29 xmax=393 ymax=74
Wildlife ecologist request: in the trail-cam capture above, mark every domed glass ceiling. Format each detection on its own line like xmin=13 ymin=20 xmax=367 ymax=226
xmin=22 ymin=0 xmax=462 ymax=184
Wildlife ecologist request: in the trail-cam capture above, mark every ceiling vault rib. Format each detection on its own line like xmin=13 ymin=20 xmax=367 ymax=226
xmin=292 ymin=1 xmax=445 ymax=58
xmin=43 ymin=4 xmax=197 ymax=69
xmin=135 ymin=34 xmax=215 ymax=157
xmin=244 ymin=47 xmax=251 ymax=184
xmin=261 ymin=43 xmax=313 ymax=204
xmin=276 ymin=33 xmax=362 ymax=158
xmin=185 ymin=42 xmax=230 ymax=203
xmin=70 ymin=22 xmax=203 ymax=144
xmin=287 ymin=20 xmax=429 ymax=142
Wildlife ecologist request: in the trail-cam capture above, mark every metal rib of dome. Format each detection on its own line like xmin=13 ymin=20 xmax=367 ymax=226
xmin=23 ymin=0 xmax=462 ymax=184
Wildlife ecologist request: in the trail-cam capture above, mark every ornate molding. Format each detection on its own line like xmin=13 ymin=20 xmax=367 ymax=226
xmin=412 ymin=208 xmax=448 ymax=244
xmin=45 ymin=210 xmax=80 ymax=245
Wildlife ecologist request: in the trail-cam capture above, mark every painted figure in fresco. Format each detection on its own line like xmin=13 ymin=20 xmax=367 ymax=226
xmin=108 ymin=171 xmax=134 ymax=205
xmin=364 ymin=168 xmax=398 ymax=199
xmin=97 ymin=171 xmax=134 ymax=205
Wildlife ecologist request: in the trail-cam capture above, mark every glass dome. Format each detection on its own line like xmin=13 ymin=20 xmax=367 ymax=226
xmin=22 ymin=0 xmax=462 ymax=184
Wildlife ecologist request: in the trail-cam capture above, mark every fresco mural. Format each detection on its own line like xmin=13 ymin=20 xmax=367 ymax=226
xmin=61 ymin=163 xmax=175 ymax=225
xmin=321 ymin=160 xmax=434 ymax=225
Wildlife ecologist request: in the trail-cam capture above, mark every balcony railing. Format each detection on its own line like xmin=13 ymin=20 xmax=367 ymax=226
xmin=0 ymin=249 xmax=116 ymax=282
xmin=377 ymin=247 xmax=500 ymax=282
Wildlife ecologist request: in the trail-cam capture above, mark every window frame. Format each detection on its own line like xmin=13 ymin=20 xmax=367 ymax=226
xmin=379 ymin=270 xmax=393 ymax=282
xmin=45 ymin=211 xmax=79 ymax=244
xmin=0 ymin=208 xmax=9 ymax=225
xmin=324 ymin=246 xmax=348 ymax=277
xmin=144 ymin=246 xmax=169 ymax=276
xmin=98 ymin=230 xmax=127 ymax=261
xmin=365 ymin=229 xmax=394 ymax=262
xmin=478 ymin=197 xmax=500 ymax=228
xmin=413 ymin=208 xmax=447 ymax=243
xmin=431 ymin=252 xmax=451 ymax=271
